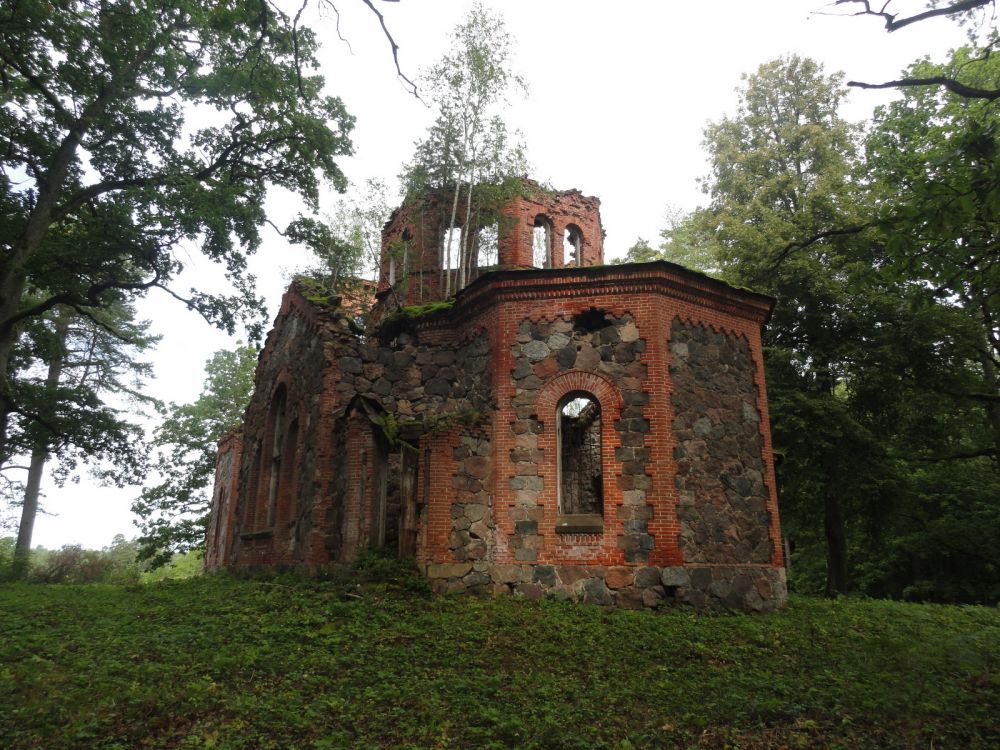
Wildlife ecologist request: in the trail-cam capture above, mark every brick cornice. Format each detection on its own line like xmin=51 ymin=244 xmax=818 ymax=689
xmin=453 ymin=262 xmax=774 ymax=326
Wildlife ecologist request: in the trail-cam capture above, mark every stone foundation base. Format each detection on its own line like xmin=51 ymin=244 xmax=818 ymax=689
xmin=424 ymin=562 xmax=787 ymax=612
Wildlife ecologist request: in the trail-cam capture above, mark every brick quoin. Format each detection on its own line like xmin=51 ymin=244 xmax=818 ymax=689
xmin=206 ymin=180 xmax=788 ymax=611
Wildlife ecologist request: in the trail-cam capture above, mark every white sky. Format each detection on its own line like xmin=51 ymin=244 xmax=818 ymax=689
xmin=25 ymin=0 xmax=972 ymax=549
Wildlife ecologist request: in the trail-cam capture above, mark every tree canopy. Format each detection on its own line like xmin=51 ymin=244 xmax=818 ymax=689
xmin=658 ymin=49 xmax=1000 ymax=603
xmin=0 ymin=0 xmax=356 ymax=466
xmin=133 ymin=345 xmax=257 ymax=567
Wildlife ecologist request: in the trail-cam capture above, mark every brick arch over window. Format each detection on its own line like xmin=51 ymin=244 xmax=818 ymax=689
xmin=534 ymin=370 xmax=623 ymax=417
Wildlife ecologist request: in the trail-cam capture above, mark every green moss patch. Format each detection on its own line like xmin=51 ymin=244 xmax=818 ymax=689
xmin=376 ymin=298 xmax=455 ymax=342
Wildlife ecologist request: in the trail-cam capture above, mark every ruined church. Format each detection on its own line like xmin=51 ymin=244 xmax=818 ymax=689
xmin=205 ymin=181 xmax=787 ymax=611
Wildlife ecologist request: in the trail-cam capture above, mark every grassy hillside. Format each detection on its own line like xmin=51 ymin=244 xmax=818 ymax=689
xmin=1 ymin=575 xmax=998 ymax=749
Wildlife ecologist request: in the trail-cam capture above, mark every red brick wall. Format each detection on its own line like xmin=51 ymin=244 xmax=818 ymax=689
xmin=374 ymin=180 xmax=605 ymax=316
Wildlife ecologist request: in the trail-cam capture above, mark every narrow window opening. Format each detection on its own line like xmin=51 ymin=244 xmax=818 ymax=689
xmin=373 ymin=437 xmax=390 ymax=548
xmin=212 ymin=488 xmax=227 ymax=559
xmin=265 ymin=386 xmax=287 ymax=528
xmin=280 ymin=418 xmax=299 ymax=528
xmin=532 ymin=215 xmax=552 ymax=268
xmin=401 ymin=228 xmax=412 ymax=279
xmin=476 ymin=223 xmax=499 ymax=271
xmin=564 ymin=224 xmax=583 ymax=267
xmin=441 ymin=226 xmax=462 ymax=271
xmin=557 ymin=392 xmax=604 ymax=533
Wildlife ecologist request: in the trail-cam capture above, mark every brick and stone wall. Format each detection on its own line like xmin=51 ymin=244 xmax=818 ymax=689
xmin=213 ymin=183 xmax=786 ymax=612
xmin=670 ymin=319 xmax=773 ymax=565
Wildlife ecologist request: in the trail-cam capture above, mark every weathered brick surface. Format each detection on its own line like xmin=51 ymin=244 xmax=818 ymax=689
xmin=210 ymin=183 xmax=786 ymax=611
xmin=375 ymin=179 xmax=604 ymax=313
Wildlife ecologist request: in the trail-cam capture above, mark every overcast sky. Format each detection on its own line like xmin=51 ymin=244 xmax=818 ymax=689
xmin=24 ymin=0 xmax=972 ymax=549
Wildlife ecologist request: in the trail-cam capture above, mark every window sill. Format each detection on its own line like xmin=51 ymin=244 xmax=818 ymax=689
xmin=555 ymin=514 xmax=604 ymax=534
xmin=240 ymin=529 xmax=273 ymax=540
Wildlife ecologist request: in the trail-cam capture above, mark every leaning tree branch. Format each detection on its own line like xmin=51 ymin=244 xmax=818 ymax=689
xmin=0 ymin=270 xmax=164 ymax=341
xmin=916 ymin=445 xmax=998 ymax=462
xmin=848 ymin=76 xmax=1000 ymax=99
xmin=152 ymin=284 xmax=220 ymax=327
xmin=768 ymin=224 xmax=871 ymax=271
xmin=66 ymin=304 xmax=136 ymax=345
xmin=833 ymin=0 xmax=994 ymax=32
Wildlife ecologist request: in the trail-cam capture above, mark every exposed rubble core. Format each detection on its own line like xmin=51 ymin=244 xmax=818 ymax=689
xmin=207 ymin=180 xmax=787 ymax=611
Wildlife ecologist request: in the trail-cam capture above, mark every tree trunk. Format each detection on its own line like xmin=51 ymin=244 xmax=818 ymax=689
xmin=977 ymin=296 xmax=1000 ymax=470
xmin=0 ymin=272 xmax=29 ymax=465
xmin=443 ymin=178 xmax=462 ymax=298
xmin=11 ymin=446 xmax=50 ymax=579
xmin=10 ymin=314 xmax=68 ymax=579
xmin=824 ymin=489 xmax=849 ymax=596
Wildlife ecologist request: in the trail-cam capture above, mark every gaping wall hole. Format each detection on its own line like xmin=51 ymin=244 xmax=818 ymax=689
xmin=573 ymin=307 xmax=610 ymax=333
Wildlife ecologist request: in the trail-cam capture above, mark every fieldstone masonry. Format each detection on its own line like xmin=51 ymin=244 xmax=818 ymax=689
xmin=208 ymin=180 xmax=787 ymax=611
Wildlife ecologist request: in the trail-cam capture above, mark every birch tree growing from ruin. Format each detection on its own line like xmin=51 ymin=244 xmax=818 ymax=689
xmin=401 ymin=3 xmax=528 ymax=297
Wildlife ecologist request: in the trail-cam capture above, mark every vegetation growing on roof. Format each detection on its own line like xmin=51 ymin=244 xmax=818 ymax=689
xmin=295 ymin=276 xmax=340 ymax=307
xmin=376 ymin=298 xmax=456 ymax=342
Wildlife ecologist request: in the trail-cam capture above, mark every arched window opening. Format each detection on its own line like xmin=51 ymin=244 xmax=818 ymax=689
xmin=279 ymin=418 xmax=299 ymax=522
xmin=532 ymin=215 xmax=552 ymax=268
xmin=441 ymin=226 xmax=462 ymax=271
xmin=557 ymin=392 xmax=604 ymax=533
xmin=476 ymin=222 xmax=499 ymax=271
xmin=564 ymin=224 xmax=583 ymax=267
xmin=264 ymin=385 xmax=287 ymax=528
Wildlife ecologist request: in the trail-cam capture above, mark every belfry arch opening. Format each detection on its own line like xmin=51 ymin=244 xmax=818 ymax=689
xmin=476 ymin=222 xmax=499 ymax=270
xmin=564 ymin=224 xmax=583 ymax=267
xmin=556 ymin=391 xmax=604 ymax=534
xmin=532 ymin=215 xmax=553 ymax=268
xmin=441 ymin=226 xmax=462 ymax=271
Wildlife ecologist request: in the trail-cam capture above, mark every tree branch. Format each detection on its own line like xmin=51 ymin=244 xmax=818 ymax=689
xmin=768 ymin=224 xmax=871 ymax=270
xmin=356 ymin=0 xmax=420 ymax=100
xmin=152 ymin=285 xmax=219 ymax=326
xmin=848 ymin=76 xmax=1000 ymax=100
xmin=916 ymin=445 xmax=998 ymax=462
xmin=52 ymin=177 xmax=156 ymax=223
xmin=0 ymin=270 xmax=164 ymax=340
xmin=833 ymin=0 xmax=994 ymax=32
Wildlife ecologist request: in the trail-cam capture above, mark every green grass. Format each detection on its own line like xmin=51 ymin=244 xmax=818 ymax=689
xmin=1 ymin=576 xmax=998 ymax=749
